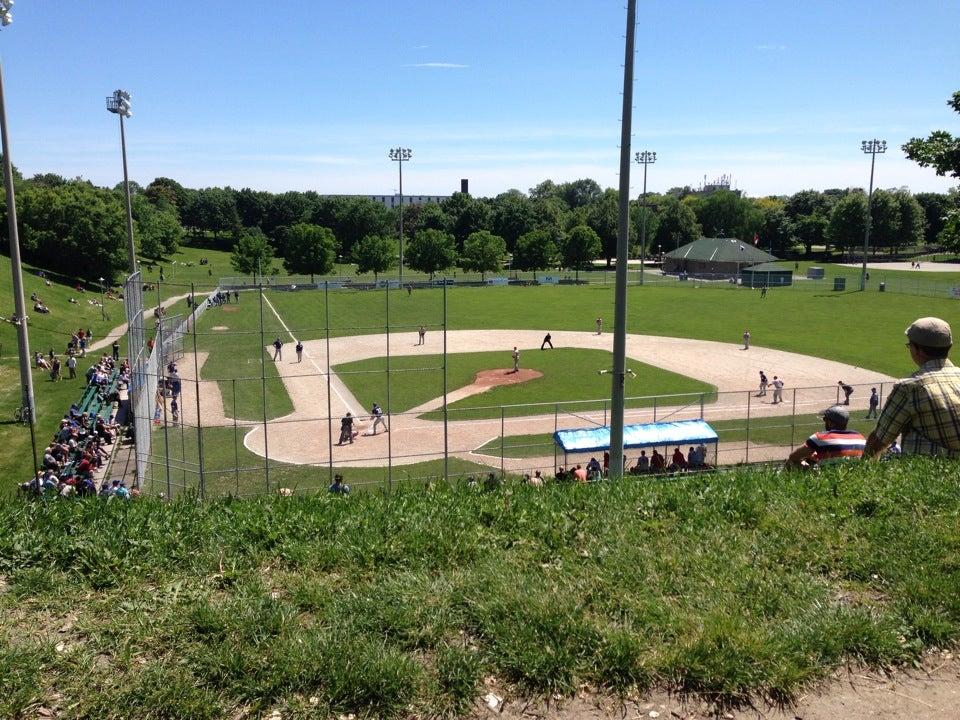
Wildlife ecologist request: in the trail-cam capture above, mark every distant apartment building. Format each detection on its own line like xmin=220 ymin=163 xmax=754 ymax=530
xmin=347 ymin=193 xmax=450 ymax=209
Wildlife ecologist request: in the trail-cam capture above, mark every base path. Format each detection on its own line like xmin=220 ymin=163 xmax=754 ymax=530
xmin=177 ymin=328 xmax=895 ymax=470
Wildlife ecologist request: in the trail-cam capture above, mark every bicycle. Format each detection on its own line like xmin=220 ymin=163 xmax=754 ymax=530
xmin=13 ymin=405 xmax=32 ymax=424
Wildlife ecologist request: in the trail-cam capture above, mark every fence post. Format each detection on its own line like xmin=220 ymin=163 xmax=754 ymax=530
xmin=700 ymin=392 xmax=705 ymax=419
xmin=233 ymin=378 xmax=239 ymax=496
xmin=653 ymin=396 xmax=657 ymax=423
xmin=257 ymin=275 xmax=270 ymax=495
xmin=745 ymin=390 xmax=751 ymax=464
xmin=324 ymin=282 xmax=334 ymax=489
xmin=500 ymin=406 xmax=505 ymax=477
xmin=191 ymin=282 xmax=206 ymax=499
xmin=386 ymin=280 xmax=393 ymax=493
xmin=790 ymin=388 xmax=797 ymax=453
xmin=604 ymin=400 xmax=608 ymax=426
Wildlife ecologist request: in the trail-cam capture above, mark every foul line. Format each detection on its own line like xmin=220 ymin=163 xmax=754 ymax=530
xmin=260 ymin=292 xmax=358 ymax=415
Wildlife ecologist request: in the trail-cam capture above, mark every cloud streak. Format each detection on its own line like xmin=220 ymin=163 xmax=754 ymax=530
xmin=754 ymin=44 xmax=787 ymax=51
xmin=407 ymin=62 xmax=468 ymax=69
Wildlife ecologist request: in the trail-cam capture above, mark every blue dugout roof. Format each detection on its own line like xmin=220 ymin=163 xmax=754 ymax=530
xmin=553 ymin=419 xmax=718 ymax=454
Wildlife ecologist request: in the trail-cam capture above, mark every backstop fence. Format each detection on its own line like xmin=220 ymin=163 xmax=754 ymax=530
xmin=123 ymin=280 xmax=898 ymax=500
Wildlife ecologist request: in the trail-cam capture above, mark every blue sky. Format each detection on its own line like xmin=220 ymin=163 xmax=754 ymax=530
xmin=1 ymin=1 xmax=958 ymax=198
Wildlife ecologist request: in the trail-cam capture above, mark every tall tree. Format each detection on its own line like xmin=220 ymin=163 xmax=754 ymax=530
xmin=868 ymin=189 xmax=901 ymax=255
xmin=696 ymin=189 xmax=753 ymax=238
xmin=490 ymin=190 xmax=536 ymax=251
xmin=230 ymin=227 xmax=275 ymax=275
xmin=652 ymin=196 xmax=701 ymax=252
xmin=587 ymin=188 xmax=619 ymax=266
xmin=352 ymin=234 xmax=396 ymax=281
xmin=914 ymin=192 xmax=951 ymax=243
xmin=903 ymin=90 xmax=960 ymax=179
xmin=282 ymin=223 xmax=337 ymax=280
xmin=442 ymin=192 xmax=493 ymax=251
xmin=560 ymin=178 xmax=602 ymax=209
xmin=826 ymin=193 xmax=867 ymax=252
xmin=512 ymin=229 xmax=558 ymax=279
xmin=405 ymin=228 xmax=457 ymax=279
xmin=562 ymin=225 xmax=601 ymax=280
xmin=458 ymin=230 xmax=507 ymax=280
xmin=14 ymin=181 xmax=128 ymax=280
xmin=133 ymin=195 xmax=183 ymax=258
xmin=892 ymin=191 xmax=926 ymax=253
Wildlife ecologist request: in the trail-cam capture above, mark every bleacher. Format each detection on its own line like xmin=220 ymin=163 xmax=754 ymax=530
xmin=54 ymin=368 xmax=123 ymax=483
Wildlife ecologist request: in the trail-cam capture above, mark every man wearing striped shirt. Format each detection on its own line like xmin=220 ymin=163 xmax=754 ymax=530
xmin=785 ymin=405 xmax=865 ymax=469
xmin=864 ymin=317 xmax=960 ymax=459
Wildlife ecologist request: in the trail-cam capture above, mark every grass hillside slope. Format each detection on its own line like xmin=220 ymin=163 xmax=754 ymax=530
xmin=1 ymin=459 xmax=957 ymax=718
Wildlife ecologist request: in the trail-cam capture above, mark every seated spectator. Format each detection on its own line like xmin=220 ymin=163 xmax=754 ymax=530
xmin=36 ymin=352 xmax=50 ymax=371
xmin=572 ymin=464 xmax=588 ymax=482
xmin=785 ymin=405 xmax=866 ymax=469
xmin=328 ymin=474 xmax=350 ymax=495
xmin=631 ymin=450 xmax=649 ymax=474
xmin=586 ymin=457 xmax=602 ymax=475
xmin=650 ymin=449 xmax=665 ymax=472
xmin=113 ymin=481 xmax=131 ymax=500
xmin=555 ymin=466 xmax=567 ymax=481
xmin=670 ymin=447 xmax=688 ymax=471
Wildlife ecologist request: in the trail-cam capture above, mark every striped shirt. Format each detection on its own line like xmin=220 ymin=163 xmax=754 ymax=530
xmin=873 ymin=359 xmax=960 ymax=457
xmin=806 ymin=429 xmax=866 ymax=462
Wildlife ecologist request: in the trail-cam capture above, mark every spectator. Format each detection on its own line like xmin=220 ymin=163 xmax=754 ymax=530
xmin=632 ymin=450 xmax=649 ymax=474
xmin=785 ymin=405 xmax=865 ymax=469
xmin=572 ymin=464 xmax=588 ymax=482
xmin=670 ymin=447 xmax=688 ymax=471
xmin=864 ymin=317 xmax=960 ymax=458
xmin=650 ymin=449 xmax=666 ymax=472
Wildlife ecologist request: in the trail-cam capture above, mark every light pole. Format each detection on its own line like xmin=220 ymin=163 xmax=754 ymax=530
xmin=107 ymin=89 xmax=137 ymax=274
xmin=0 ymin=2 xmax=38 ymax=468
xmin=98 ymin=277 xmax=106 ymax=321
xmin=860 ymin=139 xmax=886 ymax=291
xmin=608 ymin=0 xmax=637 ymax=481
xmin=388 ymin=147 xmax=412 ymax=285
xmin=634 ymin=150 xmax=656 ymax=285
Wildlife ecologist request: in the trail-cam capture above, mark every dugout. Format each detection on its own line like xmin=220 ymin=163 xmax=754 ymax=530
xmin=552 ymin=419 xmax=719 ymax=470
xmin=739 ymin=262 xmax=793 ymax=288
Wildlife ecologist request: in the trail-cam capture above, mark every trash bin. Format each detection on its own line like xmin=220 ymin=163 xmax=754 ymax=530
xmin=833 ymin=277 xmax=846 ymax=291
xmin=879 ymin=282 xmax=885 ymax=292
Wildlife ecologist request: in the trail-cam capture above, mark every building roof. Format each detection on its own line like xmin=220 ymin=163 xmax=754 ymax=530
xmin=665 ymin=237 xmax=778 ymax=264
xmin=741 ymin=262 xmax=791 ymax=273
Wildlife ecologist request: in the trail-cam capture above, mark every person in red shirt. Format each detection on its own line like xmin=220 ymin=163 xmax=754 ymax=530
xmin=671 ymin=447 xmax=688 ymax=470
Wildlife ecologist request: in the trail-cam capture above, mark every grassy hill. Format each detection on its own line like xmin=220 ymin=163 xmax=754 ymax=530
xmin=1 ymin=459 xmax=957 ymax=718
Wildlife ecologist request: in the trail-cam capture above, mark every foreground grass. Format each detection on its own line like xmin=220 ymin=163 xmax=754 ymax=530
xmin=1 ymin=458 xmax=958 ymax=718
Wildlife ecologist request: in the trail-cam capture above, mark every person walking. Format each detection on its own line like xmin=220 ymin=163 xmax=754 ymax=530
xmin=596 ymin=317 xmax=603 ymax=335
xmin=838 ymin=380 xmax=854 ymax=405
xmin=50 ymin=356 xmax=61 ymax=382
xmin=757 ymin=370 xmax=768 ymax=396
xmin=512 ymin=346 xmax=520 ymax=373
xmin=370 ymin=402 xmax=388 ymax=435
xmin=742 ymin=329 xmax=751 ymax=350
xmin=272 ymin=337 xmax=282 ymax=361
xmin=864 ymin=317 xmax=960 ymax=458
xmin=295 ymin=340 xmax=304 ymax=363
xmin=67 ymin=354 xmax=77 ymax=380
xmin=111 ymin=340 xmax=120 ymax=361
xmin=541 ymin=332 xmax=553 ymax=350
xmin=771 ymin=376 xmax=784 ymax=404
xmin=418 ymin=325 xmax=426 ymax=345
xmin=866 ymin=387 xmax=880 ymax=419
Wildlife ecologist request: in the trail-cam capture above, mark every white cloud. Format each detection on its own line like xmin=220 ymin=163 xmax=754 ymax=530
xmin=754 ymin=44 xmax=787 ymax=51
xmin=406 ymin=62 xmax=468 ymax=69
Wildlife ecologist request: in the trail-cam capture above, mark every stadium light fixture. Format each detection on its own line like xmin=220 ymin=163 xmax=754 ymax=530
xmin=107 ymin=89 xmax=137 ymax=273
xmin=388 ymin=147 xmax=412 ymax=284
xmin=859 ymin=139 xmax=887 ymax=291
xmin=634 ymin=150 xmax=657 ymax=285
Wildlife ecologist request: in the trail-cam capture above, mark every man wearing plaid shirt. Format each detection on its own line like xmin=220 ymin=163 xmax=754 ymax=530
xmin=864 ymin=317 xmax=960 ymax=459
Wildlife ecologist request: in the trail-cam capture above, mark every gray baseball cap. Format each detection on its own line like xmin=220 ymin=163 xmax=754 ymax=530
xmin=905 ymin=317 xmax=952 ymax=348
xmin=819 ymin=405 xmax=849 ymax=423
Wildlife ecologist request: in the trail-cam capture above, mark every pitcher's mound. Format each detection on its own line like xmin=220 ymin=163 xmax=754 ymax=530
xmin=474 ymin=368 xmax=543 ymax=387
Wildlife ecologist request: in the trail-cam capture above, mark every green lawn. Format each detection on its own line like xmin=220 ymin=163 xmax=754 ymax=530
xmin=2 ymin=459 xmax=958 ymax=717
xmin=256 ymin=281 xmax=958 ymax=378
xmin=332 ymin=349 xmax=716 ymax=420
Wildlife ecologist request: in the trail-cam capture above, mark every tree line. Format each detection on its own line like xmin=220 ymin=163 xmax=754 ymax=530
xmin=1 ymin=88 xmax=957 ymax=282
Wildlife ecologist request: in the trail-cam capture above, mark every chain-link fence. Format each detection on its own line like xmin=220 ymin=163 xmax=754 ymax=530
xmin=123 ymin=281 xmax=895 ymax=499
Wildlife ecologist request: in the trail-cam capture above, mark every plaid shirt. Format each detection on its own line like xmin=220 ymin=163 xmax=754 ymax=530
xmin=873 ymin=358 xmax=960 ymax=457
